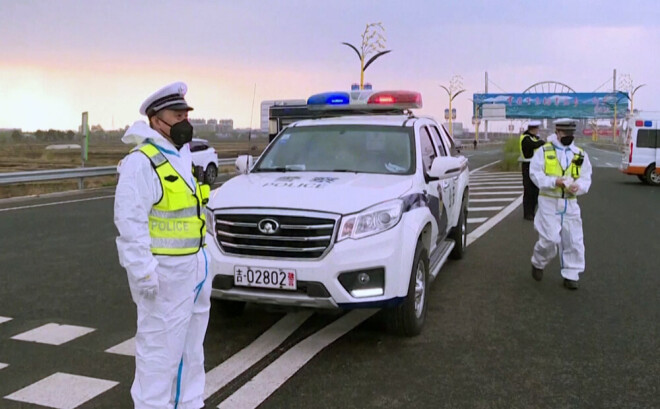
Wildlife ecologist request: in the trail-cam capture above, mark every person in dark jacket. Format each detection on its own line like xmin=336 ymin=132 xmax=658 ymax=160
xmin=519 ymin=120 xmax=545 ymax=220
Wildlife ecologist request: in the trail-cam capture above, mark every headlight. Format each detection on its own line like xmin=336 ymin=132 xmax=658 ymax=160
xmin=337 ymin=199 xmax=403 ymax=241
xmin=204 ymin=207 xmax=214 ymax=234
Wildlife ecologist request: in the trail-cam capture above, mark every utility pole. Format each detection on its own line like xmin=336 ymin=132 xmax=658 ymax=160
xmin=612 ymin=68 xmax=617 ymax=144
xmin=484 ymin=71 xmax=489 ymax=141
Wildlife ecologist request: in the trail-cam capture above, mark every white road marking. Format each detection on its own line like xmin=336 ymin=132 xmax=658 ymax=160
xmin=204 ymin=311 xmax=313 ymax=399
xmin=470 ymin=180 xmax=522 ymax=185
xmin=104 ymin=337 xmax=135 ymax=356
xmin=471 ymin=186 xmax=522 ymax=190
xmin=4 ymin=372 xmax=118 ymax=409
xmin=0 ymin=195 xmax=115 ymax=212
xmin=217 ymin=309 xmax=377 ymax=409
xmin=0 ymin=316 xmax=12 ymax=325
xmin=606 ymin=162 xmax=614 ymax=167
xmin=468 ymin=206 xmax=504 ymax=212
xmin=0 ymin=363 xmax=8 ymax=370
xmin=470 ymin=191 xmax=523 ymax=195
xmin=11 ymin=323 xmax=95 ymax=346
xmin=470 ymin=198 xmax=515 ymax=203
xmin=467 ymin=217 xmax=489 ymax=224
xmin=467 ymin=196 xmax=523 ymax=246
xmin=469 ymin=160 xmax=501 ymax=173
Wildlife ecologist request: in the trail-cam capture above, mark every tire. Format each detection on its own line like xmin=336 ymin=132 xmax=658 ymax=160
xmin=385 ymin=243 xmax=428 ymax=337
xmin=204 ymin=164 xmax=218 ymax=184
xmin=449 ymin=195 xmax=468 ymax=260
xmin=212 ymin=299 xmax=246 ymax=317
xmin=637 ymin=175 xmax=648 ymax=184
xmin=644 ymin=164 xmax=660 ymax=186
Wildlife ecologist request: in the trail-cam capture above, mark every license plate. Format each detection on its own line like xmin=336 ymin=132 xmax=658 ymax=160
xmin=233 ymin=266 xmax=297 ymax=290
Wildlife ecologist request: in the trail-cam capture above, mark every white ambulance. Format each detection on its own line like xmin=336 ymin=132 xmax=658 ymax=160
xmin=205 ymin=90 xmax=470 ymax=336
xmin=620 ymin=114 xmax=660 ymax=185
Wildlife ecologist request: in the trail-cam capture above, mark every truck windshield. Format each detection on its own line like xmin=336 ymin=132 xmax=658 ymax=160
xmin=254 ymin=125 xmax=415 ymax=175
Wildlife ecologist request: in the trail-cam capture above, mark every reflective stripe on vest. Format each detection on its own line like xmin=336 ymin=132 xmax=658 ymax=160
xmin=540 ymin=143 xmax=584 ymax=199
xmin=134 ymin=143 xmax=206 ymax=256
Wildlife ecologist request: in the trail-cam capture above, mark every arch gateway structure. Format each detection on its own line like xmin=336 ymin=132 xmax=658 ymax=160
xmin=472 ymin=80 xmax=630 ymax=138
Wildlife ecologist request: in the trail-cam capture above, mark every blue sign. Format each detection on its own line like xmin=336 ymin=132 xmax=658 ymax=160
xmin=473 ymin=92 xmax=629 ymax=119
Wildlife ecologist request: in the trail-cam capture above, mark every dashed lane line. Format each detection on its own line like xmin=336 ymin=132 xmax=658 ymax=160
xmin=204 ymin=311 xmax=313 ymax=399
xmin=216 ymin=309 xmax=378 ymax=409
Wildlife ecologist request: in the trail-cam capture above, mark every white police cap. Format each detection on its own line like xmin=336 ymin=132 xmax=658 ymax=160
xmin=139 ymin=81 xmax=194 ymax=117
xmin=528 ymin=120 xmax=541 ymax=127
xmin=553 ymin=118 xmax=577 ymax=131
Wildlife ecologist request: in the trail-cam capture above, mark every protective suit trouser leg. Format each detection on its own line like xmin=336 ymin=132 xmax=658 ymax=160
xmin=131 ymin=260 xmax=197 ymax=409
xmin=558 ymin=214 xmax=585 ymax=281
xmin=531 ymin=202 xmax=561 ymax=270
xmin=171 ymin=251 xmax=212 ymax=409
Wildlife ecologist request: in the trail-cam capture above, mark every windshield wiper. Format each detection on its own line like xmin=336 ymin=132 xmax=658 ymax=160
xmin=330 ymin=169 xmax=359 ymax=173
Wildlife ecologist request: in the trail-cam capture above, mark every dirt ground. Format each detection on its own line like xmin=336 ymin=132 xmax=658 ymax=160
xmin=0 ymin=139 xmax=268 ymax=199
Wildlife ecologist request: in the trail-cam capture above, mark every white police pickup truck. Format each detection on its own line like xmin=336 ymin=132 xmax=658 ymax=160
xmin=205 ymin=90 xmax=469 ymax=336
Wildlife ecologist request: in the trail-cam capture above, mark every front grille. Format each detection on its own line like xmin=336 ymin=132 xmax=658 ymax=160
xmin=215 ymin=212 xmax=337 ymax=259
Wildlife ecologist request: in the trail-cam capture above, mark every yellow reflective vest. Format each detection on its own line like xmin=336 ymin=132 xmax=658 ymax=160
xmin=519 ymin=133 xmax=542 ymax=162
xmin=540 ymin=143 xmax=584 ymax=199
xmin=135 ymin=143 xmax=209 ymax=256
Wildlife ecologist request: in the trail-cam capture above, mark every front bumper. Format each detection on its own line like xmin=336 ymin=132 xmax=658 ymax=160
xmin=206 ymin=223 xmax=414 ymax=309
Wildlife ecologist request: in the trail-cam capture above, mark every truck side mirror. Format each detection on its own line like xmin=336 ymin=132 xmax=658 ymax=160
xmin=235 ymin=155 xmax=254 ymax=175
xmin=428 ymin=156 xmax=467 ymax=180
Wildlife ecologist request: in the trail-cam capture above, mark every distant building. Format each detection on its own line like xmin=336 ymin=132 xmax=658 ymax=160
xmin=218 ymin=119 xmax=234 ymax=133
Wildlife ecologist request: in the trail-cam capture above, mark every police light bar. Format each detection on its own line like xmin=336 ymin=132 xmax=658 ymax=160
xmin=307 ymin=92 xmax=350 ymax=107
xmin=367 ymin=91 xmax=422 ymax=108
xmin=634 ymin=120 xmax=653 ymax=127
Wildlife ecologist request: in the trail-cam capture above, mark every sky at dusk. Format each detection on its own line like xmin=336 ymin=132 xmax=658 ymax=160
xmin=1 ymin=0 xmax=659 ymax=132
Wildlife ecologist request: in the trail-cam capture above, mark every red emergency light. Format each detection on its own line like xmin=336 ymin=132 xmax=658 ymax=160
xmin=367 ymin=91 xmax=422 ymax=108
xmin=635 ymin=120 xmax=643 ymax=126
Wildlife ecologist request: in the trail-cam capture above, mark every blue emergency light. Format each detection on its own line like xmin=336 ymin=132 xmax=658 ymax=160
xmin=307 ymin=92 xmax=350 ymax=106
xmin=644 ymin=120 xmax=653 ymax=127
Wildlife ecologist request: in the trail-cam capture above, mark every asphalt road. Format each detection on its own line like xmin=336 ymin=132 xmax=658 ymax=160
xmin=0 ymin=145 xmax=657 ymax=408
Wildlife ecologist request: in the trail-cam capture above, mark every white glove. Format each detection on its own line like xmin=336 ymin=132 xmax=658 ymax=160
xmin=137 ymin=273 xmax=159 ymax=299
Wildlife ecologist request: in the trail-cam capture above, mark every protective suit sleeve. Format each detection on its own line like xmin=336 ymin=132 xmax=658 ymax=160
xmin=114 ymin=152 xmax=160 ymax=287
xmin=529 ymin=147 xmax=557 ymax=190
xmin=573 ymin=151 xmax=592 ymax=195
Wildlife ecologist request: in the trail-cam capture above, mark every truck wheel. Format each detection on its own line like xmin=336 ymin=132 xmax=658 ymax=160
xmin=212 ymin=299 xmax=246 ymax=317
xmin=449 ymin=196 xmax=467 ymax=260
xmin=644 ymin=164 xmax=660 ymax=186
xmin=386 ymin=243 xmax=428 ymax=337
xmin=205 ymin=164 xmax=218 ymax=184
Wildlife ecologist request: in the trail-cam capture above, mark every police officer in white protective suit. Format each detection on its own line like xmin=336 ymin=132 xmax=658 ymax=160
xmin=530 ymin=118 xmax=592 ymax=290
xmin=114 ymin=81 xmax=212 ymax=409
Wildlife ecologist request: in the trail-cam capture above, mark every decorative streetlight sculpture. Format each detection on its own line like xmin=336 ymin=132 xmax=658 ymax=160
xmin=342 ymin=23 xmax=391 ymax=90
xmin=440 ymin=75 xmax=466 ymax=137
xmin=618 ymin=74 xmax=645 ymax=113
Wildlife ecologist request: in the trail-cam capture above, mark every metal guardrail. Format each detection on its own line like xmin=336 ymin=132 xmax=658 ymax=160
xmin=0 ymin=158 xmax=239 ymax=187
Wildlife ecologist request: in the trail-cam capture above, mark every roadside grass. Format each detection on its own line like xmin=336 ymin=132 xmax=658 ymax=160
xmin=499 ymin=137 xmax=521 ymax=171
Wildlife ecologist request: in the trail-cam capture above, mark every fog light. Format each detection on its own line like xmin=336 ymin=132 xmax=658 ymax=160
xmin=357 ymin=272 xmax=370 ymax=284
xmin=337 ymin=268 xmax=385 ymax=298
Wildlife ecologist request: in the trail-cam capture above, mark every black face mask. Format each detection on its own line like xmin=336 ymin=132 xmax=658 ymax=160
xmin=160 ymin=118 xmax=193 ymax=147
xmin=560 ymin=135 xmax=574 ymax=146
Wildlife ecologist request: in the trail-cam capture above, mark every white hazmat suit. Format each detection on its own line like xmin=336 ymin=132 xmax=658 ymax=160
xmin=114 ymin=121 xmax=211 ymax=409
xmin=530 ymin=141 xmax=592 ymax=281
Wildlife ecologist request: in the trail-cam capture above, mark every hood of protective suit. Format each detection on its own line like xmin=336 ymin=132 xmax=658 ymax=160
xmin=122 ymin=120 xmax=170 ymax=147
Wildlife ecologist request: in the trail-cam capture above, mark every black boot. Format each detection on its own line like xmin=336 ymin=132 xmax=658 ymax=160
xmin=563 ymin=279 xmax=579 ymax=290
xmin=531 ymin=265 xmax=543 ymax=281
